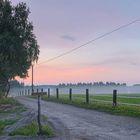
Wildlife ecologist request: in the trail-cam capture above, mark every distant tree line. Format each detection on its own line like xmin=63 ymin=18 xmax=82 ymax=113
xmin=58 ymin=82 xmax=127 ymax=87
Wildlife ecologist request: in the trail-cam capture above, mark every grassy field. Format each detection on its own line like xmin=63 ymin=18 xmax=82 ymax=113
xmin=41 ymin=93 xmax=140 ymax=117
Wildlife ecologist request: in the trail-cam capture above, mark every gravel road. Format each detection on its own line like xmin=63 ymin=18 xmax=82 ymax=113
xmin=16 ymin=97 xmax=140 ymax=140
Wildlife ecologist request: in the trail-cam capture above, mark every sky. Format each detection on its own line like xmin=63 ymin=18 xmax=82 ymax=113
xmin=12 ymin=0 xmax=140 ymax=85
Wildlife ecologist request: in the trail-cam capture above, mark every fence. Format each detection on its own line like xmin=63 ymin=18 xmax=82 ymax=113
xmin=16 ymin=88 xmax=140 ymax=107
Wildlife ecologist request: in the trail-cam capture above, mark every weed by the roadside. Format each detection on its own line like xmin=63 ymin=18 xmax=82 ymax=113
xmin=9 ymin=121 xmax=38 ymax=136
xmin=0 ymin=97 xmax=26 ymax=114
xmin=42 ymin=125 xmax=54 ymax=137
xmin=9 ymin=121 xmax=54 ymax=137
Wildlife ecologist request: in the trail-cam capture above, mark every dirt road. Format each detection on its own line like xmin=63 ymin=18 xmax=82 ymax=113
xmin=16 ymin=97 xmax=140 ymax=140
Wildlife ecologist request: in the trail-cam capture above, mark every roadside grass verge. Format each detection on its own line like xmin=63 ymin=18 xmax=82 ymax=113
xmin=41 ymin=94 xmax=140 ymax=117
xmin=0 ymin=97 xmax=27 ymax=136
xmin=0 ymin=97 xmax=26 ymax=114
xmin=9 ymin=121 xmax=54 ymax=137
xmin=0 ymin=120 xmax=16 ymax=135
xmin=0 ymin=97 xmax=54 ymax=137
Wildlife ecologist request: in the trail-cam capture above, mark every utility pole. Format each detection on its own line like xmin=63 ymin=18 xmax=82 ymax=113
xmin=32 ymin=64 xmax=34 ymax=93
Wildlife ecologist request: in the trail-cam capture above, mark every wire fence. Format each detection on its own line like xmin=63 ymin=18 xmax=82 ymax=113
xmin=15 ymin=87 xmax=140 ymax=107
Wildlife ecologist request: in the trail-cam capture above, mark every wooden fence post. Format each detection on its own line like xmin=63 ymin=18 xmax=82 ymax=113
xmin=25 ymin=89 xmax=27 ymax=96
xmin=48 ymin=88 xmax=50 ymax=98
xmin=56 ymin=88 xmax=59 ymax=99
xmin=69 ymin=88 xmax=72 ymax=101
xmin=37 ymin=88 xmax=42 ymax=135
xmin=86 ymin=89 xmax=89 ymax=104
xmin=28 ymin=89 xmax=30 ymax=95
xmin=113 ymin=90 xmax=117 ymax=106
xmin=41 ymin=88 xmax=43 ymax=92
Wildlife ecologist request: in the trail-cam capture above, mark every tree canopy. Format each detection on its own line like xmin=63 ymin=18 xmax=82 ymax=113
xmin=0 ymin=0 xmax=40 ymax=96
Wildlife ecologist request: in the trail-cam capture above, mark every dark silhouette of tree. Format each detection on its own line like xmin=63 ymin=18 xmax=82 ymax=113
xmin=58 ymin=82 xmax=127 ymax=87
xmin=0 ymin=0 xmax=39 ymax=97
xmin=10 ymin=80 xmax=24 ymax=88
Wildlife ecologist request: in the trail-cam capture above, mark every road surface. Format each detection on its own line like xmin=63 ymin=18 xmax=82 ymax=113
xmin=16 ymin=97 xmax=140 ymax=140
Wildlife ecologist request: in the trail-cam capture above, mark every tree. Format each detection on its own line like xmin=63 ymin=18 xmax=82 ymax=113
xmin=0 ymin=0 xmax=39 ymax=97
xmin=10 ymin=80 xmax=24 ymax=88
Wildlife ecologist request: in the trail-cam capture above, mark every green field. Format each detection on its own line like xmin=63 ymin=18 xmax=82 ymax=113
xmin=46 ymin=93 xmax=140 ymax=105
xmin=42 ymin=93 xmax=140 ymax=117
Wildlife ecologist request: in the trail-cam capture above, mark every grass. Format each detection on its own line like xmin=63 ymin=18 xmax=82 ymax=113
xmin=0 ymin=97 xmax=19 ymax=105
xmin=55 ymin=93 xmax=140 ymax=104
xmin=0 ymin=97 xmax=53 ymax=137
xmin=9 ymin=121 xmax=54 ymax=137
xmin=0 ymin=97 xmax=27 ymax=135
xmin=42 ymin=125 xmax=54 ymax=137
xmin=41 ymin=93 xmax=140 ymax=117
xmin=0 ymin=97 xmax=26 ymax=114
xmin=93 ymin=95 xmax=140 ymax=104
xmin=118 ymin=93 xmax=140 ymax=97
xmin=0 ymin=120 xmax=16 ymax=135
xmin=59 ymin=94 xmax=140 ymax=104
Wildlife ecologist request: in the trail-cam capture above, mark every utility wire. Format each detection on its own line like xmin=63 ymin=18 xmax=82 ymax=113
xmin=36 ymin=18 xmax=140 ymax=66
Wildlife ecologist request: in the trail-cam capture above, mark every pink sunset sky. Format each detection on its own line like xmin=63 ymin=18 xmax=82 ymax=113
xmin=12 ymin=0 xmax=140 ymax=85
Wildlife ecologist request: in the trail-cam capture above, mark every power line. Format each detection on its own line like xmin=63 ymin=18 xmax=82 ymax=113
xmin=37 ymin=18 xmax=140 ymax=66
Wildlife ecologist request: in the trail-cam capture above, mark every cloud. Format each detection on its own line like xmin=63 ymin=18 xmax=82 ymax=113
xmin=129 ymin=61 xmax=140 ymax=66
xmin=61 ymin=35 xmax=76 ymax=41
